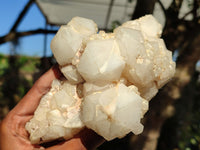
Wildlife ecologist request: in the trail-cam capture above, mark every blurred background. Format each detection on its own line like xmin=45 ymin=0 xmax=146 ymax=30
xmin=0 ymin=0 xmax=200 ymax=149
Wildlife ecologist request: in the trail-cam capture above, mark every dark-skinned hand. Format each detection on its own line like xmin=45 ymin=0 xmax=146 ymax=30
xmin=0 ymin=65 xmax=104 ymax=150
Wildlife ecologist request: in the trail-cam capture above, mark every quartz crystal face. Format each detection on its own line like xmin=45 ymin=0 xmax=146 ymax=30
xmin=77 ymin=38 xmax=125 ymax=83
xmin=25 ymin=80 xmax=84 ymax=144
xmin=81 ymin=83 xmax=147 ymax=140
xmin=26 ymin=15 xmax=176 ymax=144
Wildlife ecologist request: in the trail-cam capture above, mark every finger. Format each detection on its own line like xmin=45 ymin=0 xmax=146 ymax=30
xmin=11 ymin=64 xmax=62 ymax=116
xmin=46 ymin=128 xmax=105 ymax=150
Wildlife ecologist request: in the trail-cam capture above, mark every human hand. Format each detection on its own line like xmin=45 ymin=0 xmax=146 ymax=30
xmin=0 ymin=65 xmax=104 ymax=150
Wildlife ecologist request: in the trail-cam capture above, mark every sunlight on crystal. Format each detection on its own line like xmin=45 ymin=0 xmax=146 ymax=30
xmin=26 ymin=15 xmax=176 ymax=144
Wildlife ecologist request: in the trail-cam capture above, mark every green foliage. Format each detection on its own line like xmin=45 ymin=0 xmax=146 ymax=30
xmin=0 ymin=54 xmax=9 ymax=76
xmin=19 ymin=56 xmax=40 ymax=73
xmin=0 ymin=54 xmax=40 ymax=111
xmin=17 ymin=55 xmax=29 ymax=66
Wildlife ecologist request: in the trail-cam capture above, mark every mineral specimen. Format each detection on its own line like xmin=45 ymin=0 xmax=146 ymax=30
xmin=25 ymin=15 xmax=176 ymax=144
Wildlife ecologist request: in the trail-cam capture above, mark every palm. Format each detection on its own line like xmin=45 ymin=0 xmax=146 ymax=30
xmin=0 ymin=113 xmax=41 ymax=150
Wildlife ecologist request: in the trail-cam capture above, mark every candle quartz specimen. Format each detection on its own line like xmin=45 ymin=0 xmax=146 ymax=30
xmin=25 ymin=15 xmax=175 ymax=144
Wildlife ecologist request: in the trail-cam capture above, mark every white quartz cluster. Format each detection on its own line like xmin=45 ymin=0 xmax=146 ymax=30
xmin=25 ymin=80 xmax=84 ymax=144
xmin=26 ymin=15 xmax=175 ymax=144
